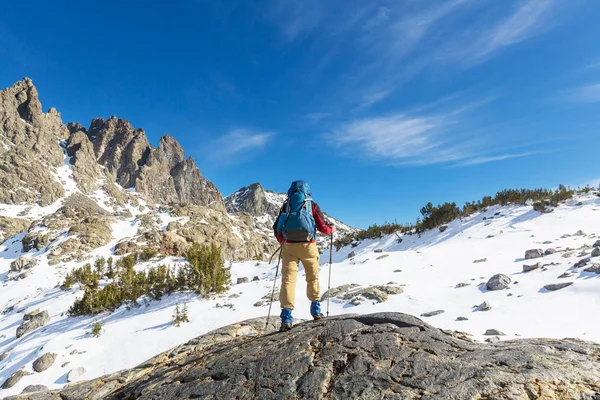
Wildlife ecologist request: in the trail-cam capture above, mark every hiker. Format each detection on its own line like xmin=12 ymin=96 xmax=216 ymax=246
xmin=273 ymin=180 xmax=336 ymax=332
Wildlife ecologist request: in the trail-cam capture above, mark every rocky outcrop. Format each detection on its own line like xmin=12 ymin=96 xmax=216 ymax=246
xmin=225 ymin=182 xmax=282 ymax=216
xmin=1 ymin=370 xmax=31 ymax=389
xmin=85 ymin=119 xmax=225 ymax=209
xmin=16 ymin=309 xmax=50 ymax=338
xmin=66 ymin=124 xmax=101 ymax=194
xmin=0 ymin=216 xmax=31 ymax=243
xmin=321 ymin=284 xmax=403 ymax=305
xmin=0 ymin=78 xmax=68 ymax=206
xmin=21 ymin=385 xmax=49 ymax=394
xmin=172 ymin=204 xmax=276 ymax=260
xmin=7 ymin=313 xmax=600 ymax=400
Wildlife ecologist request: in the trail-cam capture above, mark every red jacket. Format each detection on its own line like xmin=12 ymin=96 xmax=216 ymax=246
xmin=273 ymin=201 xmax=334 ymax=243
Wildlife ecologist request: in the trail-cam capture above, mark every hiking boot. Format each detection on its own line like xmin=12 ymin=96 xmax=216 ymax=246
xmin=312 ymin=313 xmax=325 ymax=320
xmin=279 ymin=322 xmax=293 ymax=332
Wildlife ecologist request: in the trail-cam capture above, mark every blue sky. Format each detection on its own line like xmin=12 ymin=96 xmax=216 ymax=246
xmin=1 ymin=1 xmax=600 ymax=228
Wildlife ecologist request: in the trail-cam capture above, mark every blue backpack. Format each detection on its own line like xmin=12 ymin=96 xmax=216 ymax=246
xmin=276 ymin=180 xmax=316 ymax=242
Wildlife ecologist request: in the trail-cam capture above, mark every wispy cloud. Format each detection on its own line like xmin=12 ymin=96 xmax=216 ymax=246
xmin=264 ymin=1 xmax=562 ymax=110
xmin=456 ymin=152 xmax=537 ymax=166
xmin=305 ymin=112 xmax=332 ymax=123
xmin=210 ymin=129 xmax=275 ymax=165
xmin=566 ymin=82 xmax=600 ymax=103
xmin=458 ymin=0 xmax=556 ymax=65
xmin=329 ymin=95 xmax=540 ymax=167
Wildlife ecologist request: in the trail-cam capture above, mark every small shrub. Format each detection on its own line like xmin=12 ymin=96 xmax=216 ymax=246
xmin=91 ymin=320 xmax=103 ymax=337
xmin=172 ymin=303 xmax=190 ymax=327
xmin=139 ymin=247 xmax=158 ymax=261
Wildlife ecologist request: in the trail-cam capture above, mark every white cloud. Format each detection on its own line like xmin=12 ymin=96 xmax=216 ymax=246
xmin=305 ymin=112 xmax=332 ymax=123
xmin=461 ymin=0 xmax=556 ymax=64
xmin=264 ymin=1 xmax=563 ymax=110
xmin=457 ymin=152 xmax=536 ymax=166
xmin=357 ymin=89 xmax=393 ymax=110
xmin=329 ymin=95 xmax=540 ymax=167
xmin=210 ymin=129 xmax=275 ymax=164
xmin=567 ymin=82 xmax=600 ymax=103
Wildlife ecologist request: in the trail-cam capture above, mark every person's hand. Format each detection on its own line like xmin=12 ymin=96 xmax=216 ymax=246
xmin=330 ymin=225 xmax=337 ymax=234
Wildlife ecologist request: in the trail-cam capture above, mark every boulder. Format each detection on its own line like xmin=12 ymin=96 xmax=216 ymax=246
xmin=11 ymin=313 xmax=600 ymax=400
xmin=544 ymin=248 xmax=556 ymax=255
xmin=1 ymin=369 xmax=32 ymax=389
xmin=439 ymin=225 xmax=448 ymax=233
xmin=0 ymin=216 xmax=31 ymax=244
xmin=456 ymin=317 xmax=469 ymax=321
xmin=484 ymin=329 xmax=506 ymax=336
xmin=420 ymin=310 xmax=445 ymax=317
xmin=525 ymin=249 xmax=543 ymax=260
xmin=486 ymin=274 xmax=511 ymax=291
xmin=544 ymin=282 xmax=573 ymax=291
xmin=522 ymin=263 xmax=541 ymax=273
xmin=592 ymin=247 xmax=600 ymax=258
xmin=32 ymin=352 xmax=57 ymax=372
xmin=236 ymin=277 xmax=249 ymax=284
xmin=321 ymin=284 xmax=403 ymax=304
xmin=584 ymin=264 xmax=600 ymax=274
xmin=10 ymin=257 xmax=38 ymax=272
xmin=473 ymin=258 xmax=487 ymax=263
xmin=479 ymin=301 xmax=492 ymax=311
xmin=22 ymin=385 xmax=49 ymax=394
xmin=347 ymin=251 xmax=356 ymax=259
xmin=16 ymin=309 xmax=50 ymax=338
xmin=67 ymin=367 xmax=86 ymax=383
xmin=593 ymin=240 xmax=600 ymax=248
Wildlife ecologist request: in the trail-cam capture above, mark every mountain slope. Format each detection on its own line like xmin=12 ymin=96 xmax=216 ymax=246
xmin=2 ymin=190 xmax=600 ymax=396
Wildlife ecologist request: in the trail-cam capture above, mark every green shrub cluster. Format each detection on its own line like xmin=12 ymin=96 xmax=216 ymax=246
xmin=335 ymin=184 xmax=578 ymax=248
xmin=65 ymin=244 xmax=229 ymax=316
xmin=172 ymin=303 xmax=190 ymax=327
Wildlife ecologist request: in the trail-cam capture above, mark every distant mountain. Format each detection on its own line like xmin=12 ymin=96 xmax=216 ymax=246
xmin=225 ymin=183 xmax=357 ymax=244
xmin=0 ymin=78 xmax=277 ymax=262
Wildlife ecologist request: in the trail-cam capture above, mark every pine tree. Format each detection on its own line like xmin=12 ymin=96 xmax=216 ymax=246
xmin=181 ymin=303 xmax=190 ymax=323
xmin=173 ymin=303 xmax=182 ymax=327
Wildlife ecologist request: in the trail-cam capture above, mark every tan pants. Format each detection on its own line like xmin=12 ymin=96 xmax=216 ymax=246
xmin=279 ymin=242 xmax=320 ymax=310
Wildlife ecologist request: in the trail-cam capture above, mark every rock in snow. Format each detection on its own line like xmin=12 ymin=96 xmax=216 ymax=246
xmin=525 ymin=249 xmax=544 ymax=259
xmin=486 ymin=274 xmax=511 ymax=291
xmin=420 ymin=310 xmax=445 ymax=317
xmin=544 ymin=282 xmax=574 ymax=291
xmin=66 ymin=367 xmax=86 ymax=383
xmin=16 ymin=309 xmax=50 ymax=338
xmin=32 ymin=352 xmax=57 ymax=373
xmin=9 ymin=314 xmax=600 ymax=400
xmin=522 ymin=262 xmax=541 ymax=273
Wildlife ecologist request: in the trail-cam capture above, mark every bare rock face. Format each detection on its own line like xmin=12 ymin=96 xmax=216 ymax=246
xmin=7 ymin=313 xmax=600 ymax=400
xmin=225 ymin=182 xmax=282 ymax=217
xmin=1 ymin=369 xmax=31 ymax=389
xmin=87 ymin=116 xmax=151 ymax=189
xmin=0 ymin=216 xmax=31 ymax=244
xmin=16 ymin=309 xmax=50 ymax=338
xmin=0 ymin=78 xmax=69 ymax=206
xmin=66 ymin=124 xmax=101 ymax=194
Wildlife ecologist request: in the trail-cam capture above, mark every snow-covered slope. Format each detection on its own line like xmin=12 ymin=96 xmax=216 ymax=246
xmin=1 ymin=190 xmax=600 ymax=396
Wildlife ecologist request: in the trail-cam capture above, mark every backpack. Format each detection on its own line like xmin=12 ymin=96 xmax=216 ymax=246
xmin=276 ymin=180 xmax=316 ymax=242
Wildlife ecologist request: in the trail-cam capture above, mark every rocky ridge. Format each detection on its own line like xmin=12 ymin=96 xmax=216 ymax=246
xmin=5 ymin=313 xmax=600 ymax=400
xmin=0 ymin=79 xmax=294 ymax=260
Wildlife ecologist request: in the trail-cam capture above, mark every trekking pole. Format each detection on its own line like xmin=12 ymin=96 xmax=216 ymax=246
xmin=266 ymin=247 xmax=283 ymax=329
xmin=327 ymin=233 xmax=333 ymax=317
